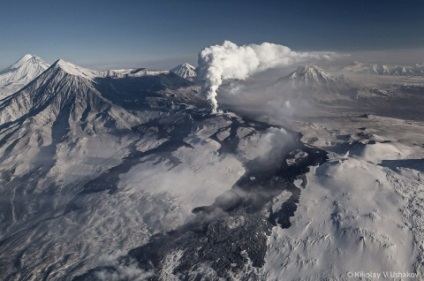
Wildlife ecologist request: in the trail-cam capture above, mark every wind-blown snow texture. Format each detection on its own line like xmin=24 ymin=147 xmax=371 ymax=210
xmin=1 ymin=49 xmax=424 ymax=281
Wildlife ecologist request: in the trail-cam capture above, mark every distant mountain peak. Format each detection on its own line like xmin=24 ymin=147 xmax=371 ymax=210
xmin=344 ymin=61 xmax=424 ymax=76
xmin=171 ymin=63 xmax=196 ymax=81
xmin=5 ymin=54 xmax=45 ymax=71
xmin=276 ymin=64 xmax=356 ymax=99
xmin=0 ymin=54 xmax=50 ymax=99
xmin=287 ymin=64 xmax=336 ymax=84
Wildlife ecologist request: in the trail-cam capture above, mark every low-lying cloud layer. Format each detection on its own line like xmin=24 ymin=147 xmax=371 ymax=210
xmin=198 ymin=41 xmax=338 ymax=113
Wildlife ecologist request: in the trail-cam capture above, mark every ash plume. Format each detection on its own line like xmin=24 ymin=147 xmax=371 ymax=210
xmin=198 ymin=41 xmax=338 ymax=113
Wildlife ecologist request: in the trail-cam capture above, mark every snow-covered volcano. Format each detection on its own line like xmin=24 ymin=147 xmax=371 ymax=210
xmin=0 ymin=57 xmax=202 ymax=195
xmin=279 ymin=65 xmax=352 ymax=89
xmin=1 ymin=53 xmax=424 ymax=281
xmin=0 ymin=58 xmax=145 ymax=190
xmin=0 ymin=56 xmax=327 ymax=281
xmin=0 ymin=54 xmax=50 ymax=99
xmin=272 ymin=65 xmax=358 ymax=104
xmin=0 ymin=56 xmax=209 ymax=280
xmin=171 ymin=63 xmax=197 ymax=81
xmin=0 ymin=58 xmax=197 ymax=122
xmin=0 ymin=59 xmax=138 ymax=130
xmin=285 ymin=65 xmax=337 ymax=84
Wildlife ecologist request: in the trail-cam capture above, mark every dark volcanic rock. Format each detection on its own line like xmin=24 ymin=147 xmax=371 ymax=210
xmin=73 ymin=113 xmax=327 ymax=281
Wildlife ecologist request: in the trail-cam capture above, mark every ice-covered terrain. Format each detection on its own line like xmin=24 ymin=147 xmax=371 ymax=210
xmin=0 ymin=54 xmax=50 ymax=99
xmin=0 ymin=52 xmax=424 ymax=281
xmin=171 ymin=63 xmax=197 ymax=82
xmin=259 ymin=113 xmax=424 ymax=280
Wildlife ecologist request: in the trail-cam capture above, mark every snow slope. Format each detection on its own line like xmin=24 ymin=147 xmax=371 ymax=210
xmin=0 ymin=54 xmax=50 ymax=99
xmin=209 ymin=69 xmax=424 ymax=280
xmin=278 ymin=65 xmax=354 ymax=91
xmin=171 ymin=63 xmax=197 ymax=81
xmin=0 ymin=57 xmax=207 ymax=280
xmin=261 ymin=156 xmax=420 ymax=280
xmin=285 ymin=65 xmax=338 ymax=85
xmin=103 ymin=68 xmax=169 ymax=78
xmin=1 ymin=54 xmax=424 ymax=281
xmin=259 ymin=108 xmax=424 ymax=280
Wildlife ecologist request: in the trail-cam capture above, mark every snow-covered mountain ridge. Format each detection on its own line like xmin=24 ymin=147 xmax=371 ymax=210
xmin=344 ymin=61 xmax=424 ymax=76
xmin=0 ymin=54 xmax=187 ymax=101
xmin=45 ymin=59 xmax=175 ymax=80
xmin=1 ymin=54 xmax=424 ymax=280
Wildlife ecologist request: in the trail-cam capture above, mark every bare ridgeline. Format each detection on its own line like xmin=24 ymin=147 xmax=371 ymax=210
xmin=1 ymin=42 xmax=424 ymax=280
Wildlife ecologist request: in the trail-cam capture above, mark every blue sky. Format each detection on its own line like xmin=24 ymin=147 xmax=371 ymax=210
xmin=1 ymin=0 xmax=424 ymax=70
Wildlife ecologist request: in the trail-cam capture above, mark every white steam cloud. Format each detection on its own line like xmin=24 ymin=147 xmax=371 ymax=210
xmin=198 ymin=40 xmax=338 ymax=113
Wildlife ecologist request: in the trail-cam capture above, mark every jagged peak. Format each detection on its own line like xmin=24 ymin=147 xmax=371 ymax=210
xmin=54 ymin=59 xmax=76 ymax=69
xmin=51 ymin=59 xmax=100 ymax=80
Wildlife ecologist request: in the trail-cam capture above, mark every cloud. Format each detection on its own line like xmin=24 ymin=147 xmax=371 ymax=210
xmin=94 ymin=259 xmax=153 ymax=281
xmin=238 ymin=127 xmax=295 ymax=170
xmin=198 ymin=41 xmax=339 ymax=113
